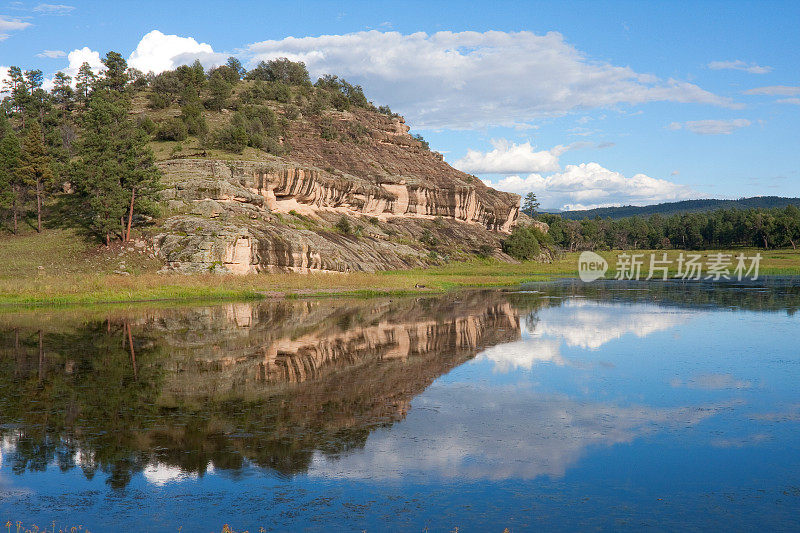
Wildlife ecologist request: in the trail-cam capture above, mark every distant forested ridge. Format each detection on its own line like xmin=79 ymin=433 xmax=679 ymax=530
xmin=536 ymin=205 xmax=800 ymax=251
xmin=555 ymin=197 xmax=800 ymax=220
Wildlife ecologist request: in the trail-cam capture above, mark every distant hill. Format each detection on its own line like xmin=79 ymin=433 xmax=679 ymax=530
xmin=553 ymin=197 xmax=800 ymax=220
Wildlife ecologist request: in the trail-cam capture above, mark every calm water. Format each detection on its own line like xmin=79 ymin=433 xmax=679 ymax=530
xmin=1 ymin=280 xmax=799 ymax=531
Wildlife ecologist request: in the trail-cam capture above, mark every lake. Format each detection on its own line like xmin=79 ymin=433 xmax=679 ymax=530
xmin=1 ymin=280 xmax=799 ymax=531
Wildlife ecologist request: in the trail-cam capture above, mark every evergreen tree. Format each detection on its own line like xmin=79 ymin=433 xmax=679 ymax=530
xmin=101 ymin=51 xmax=129 ymax=93
xmin=225 ymin=56 xmax=246 ymax=79
xmin=75 ymin=62 xmax=97 ymax=105
xmin=18 ymin=122 xmax=53 ymax=233
xmin=52 ymin=72 xmax=75 ymax=112
xmin=5 ymin=67 xmax=30 ymax=127
xmin=0 ymin=127 xmax=22 ymax=233
xmin=521 ymin=192 xmax=540 ymax=216
xmin=72 ymin=91 xmax=161 ymax=245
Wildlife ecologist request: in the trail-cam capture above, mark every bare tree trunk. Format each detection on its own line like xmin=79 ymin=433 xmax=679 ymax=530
xmin=106 ymin=232 xmax=111 ymax=247
xmin=12 ymin=194 xmax=17 ymax=235
xmin=36 ymin=179 xmax=42 ymax=233
xmin=127 ymin=322 xmax=137 ymax=380
xmin=38 ymin=330 xmax=44 ymax=384
xmin=125 ymin=187 xmax=136 ymax=242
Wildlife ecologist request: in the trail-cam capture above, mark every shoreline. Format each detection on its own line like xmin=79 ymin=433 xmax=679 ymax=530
xmin=1 ymin=247 xmax=799 ymax=308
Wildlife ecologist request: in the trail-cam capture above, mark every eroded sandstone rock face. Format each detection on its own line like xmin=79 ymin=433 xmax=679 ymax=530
xmin=153 ymin=106 xmax=525 ymax=273
xmin=159 ymin=158 xmax=518 ymax=232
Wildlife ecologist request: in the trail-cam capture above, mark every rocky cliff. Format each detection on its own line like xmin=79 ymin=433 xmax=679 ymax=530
xmin=150 ymin=104 xmax=523 ymax=273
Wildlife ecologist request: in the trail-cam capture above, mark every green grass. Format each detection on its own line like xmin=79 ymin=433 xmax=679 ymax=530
xmin=1 ymin=229 xmax=799 ymax=307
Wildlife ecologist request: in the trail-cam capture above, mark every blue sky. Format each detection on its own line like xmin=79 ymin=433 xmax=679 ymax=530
xmin=1 ymin=0 xmax=798 ymax=209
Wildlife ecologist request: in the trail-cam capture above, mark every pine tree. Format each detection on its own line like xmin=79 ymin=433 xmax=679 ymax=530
xmin=17 ymin=122 xmax=53 ymax=233
xmin=0 ymin=127 xmax=22 ymax=233
xmin=75 ymin=62 xmax=97 ymax=105
xmin=72 ymin=91 xmax=160 ymax=245
xmin=521 ymin=192 xmax=540 ymax=216
xmin=100 ymin=51 xmax=129 ymax=93
xmin=52 ymin=72 xmax=75 ymax=112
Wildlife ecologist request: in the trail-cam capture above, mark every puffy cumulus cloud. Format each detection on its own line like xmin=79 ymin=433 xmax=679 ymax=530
xmin=128 ymin=30 xmax=226 ymax=74
xmin=63 ymin=46 xmax=103 ymax=78
xmin=474 ymin=301 xmax=693 ymax=373
xmin=36 ymin=49 xmax=66 ymax=58
xmin=743 ymin=85 xmax=800 ymax=96
xmin=532 ymin=300 xmax=692 ymax=350
xmin=669 ymin=118 xmax=751 ymax=135
xmin=482 ymin=162 xmax=697 ymax=211
xmin=707 ymin=60 xmax=772 ymax=74
xmin=453 ymin=140 xmax=563 ymax=175
xmin=307 ymin=383 xmax=728 ymax=481
xmin=142 ymin=462 xmax=199 ymax=485
xmin=245 ymin=30 xmax=733 ymax=129
xmin=0 ymin=67 xmax=10 ymax=94
xmin=479 ymin=338 xmax=566 ymax=373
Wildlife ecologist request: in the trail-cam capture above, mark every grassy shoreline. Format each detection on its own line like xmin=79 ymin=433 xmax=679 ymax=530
xmin=1 ymin=241 xmax=799 ymax=307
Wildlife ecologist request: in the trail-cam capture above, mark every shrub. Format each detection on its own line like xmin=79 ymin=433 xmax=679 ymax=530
xmin=502 ymin=225 xmax=543 ymax=260
xmin=320 ymin=120 xmax=338 ymax=141
xmin=214 ymin=124 xmax=248 ymax=153
xmin=477 ymin=244 xmax=495 ymax=258
xmin=137 ymin=115 xmax=157 ymax=135
xmin=156 ymin=118 xmax=188 ymax=141
xmin=412 ymin=133 xmax=430 ymax=151
xmin=284 ymin=104 xmax=300 ymax=120
xmin=335 ymin=216 xmax=352 ymax=235
xmin=419 ymin=229 xmax=439 ymax=247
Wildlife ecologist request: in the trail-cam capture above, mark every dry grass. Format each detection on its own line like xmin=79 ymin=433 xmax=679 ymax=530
xmin=1 ymin=229 xmax=799 ymax=307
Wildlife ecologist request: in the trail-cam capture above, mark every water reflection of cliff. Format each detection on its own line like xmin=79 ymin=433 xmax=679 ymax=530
xmin=151 ymin=291 xmax=518 ymax=398
xmin=0 ymin=292 xmax=519 ymax=486
xmin=1 ymin=281 xmax=796 ymax=489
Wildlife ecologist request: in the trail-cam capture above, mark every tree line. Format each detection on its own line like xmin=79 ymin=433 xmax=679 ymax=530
xmin=535 ymin=205 xmax=800 ymax=252
xmin=0 ymin=53 xmax=403 ymax=245
xmin=1 ymin=52 xmax=160 ymax=245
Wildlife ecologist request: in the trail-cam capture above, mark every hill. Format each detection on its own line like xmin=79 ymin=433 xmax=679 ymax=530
xmin=124 ymin=62 xmax=524 ymax=273
xmin=554 ymin=197 xmax=800 ymax=220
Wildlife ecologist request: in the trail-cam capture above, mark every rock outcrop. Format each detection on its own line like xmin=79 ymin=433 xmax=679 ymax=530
xmin=152 ymin=107 xmax=523 ymax=273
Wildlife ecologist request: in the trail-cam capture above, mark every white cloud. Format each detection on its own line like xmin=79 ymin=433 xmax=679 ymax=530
xmin=453 ymin=140 xmax=563 ymax=175
xmin=778 ymin=97 xmax=800 ymax=105
xmin=478 ymin=301 xmax=692 ymax=373
xmin=63 ymin=46 xmax=103 ymax=79
xmin=482 ymin=162 xmax=697 ymax=211
xmin=307 ymin=383 xmax=727 ymax=481
xmin=0 ymin=15 xmax=31 ymax=39
xmin=245 ymin=30 xmax=734 ymax=129
xmin=707 ymin=60 xmax=772 ymax=74
xmin=36 ymin=49 xmax=66 ymax=58
xmin=0 ymin=66 xmax=10 ymax=94
xmin=128 ymin=30 xmax=225 ymax=74
xmin=743 ymin=85 xmax=800 ymax=96
xmin=669 ymin=119 xmax=751 ymax=135
xmin=32 ymin=3 xmax=74 ymax=14
xmin=142 ymin=462 xmax=199 ymax=485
